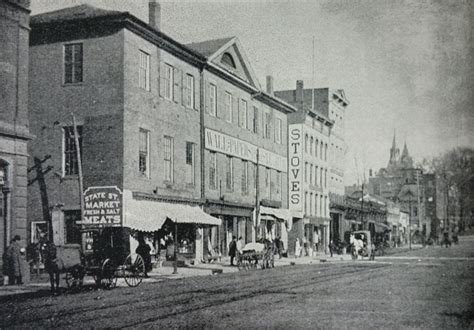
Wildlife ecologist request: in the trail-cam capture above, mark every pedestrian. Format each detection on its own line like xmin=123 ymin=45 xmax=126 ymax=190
xmin=314 ymin=231 xmax=320 ymax=252
xmin=6 ymin=235 xmax=23 ymax=285
xmin=329 ymin=240 xmax=335 ymax=257
xmin=136 ymin=234 xmax=152 ymax=277
xmin=295 ymin=238 xmax=301 ymax=258
xmin=229 ymin=236 xmax=237 ymax=266
xmin=443 ymin=231 xmax=451 ymax=248
xmin=274 ymin=236 xmax=282 ymax=259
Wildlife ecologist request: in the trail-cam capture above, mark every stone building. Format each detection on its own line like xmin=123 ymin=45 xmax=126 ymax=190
xmin=28 ymin=4 xmax=293 ymax=262
xmin=0 ymin=0 xmax=32 ymax=270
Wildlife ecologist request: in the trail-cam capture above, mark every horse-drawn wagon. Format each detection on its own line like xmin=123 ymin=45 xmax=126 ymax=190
xmin=237 ymin=240 xmax=275 ymax=271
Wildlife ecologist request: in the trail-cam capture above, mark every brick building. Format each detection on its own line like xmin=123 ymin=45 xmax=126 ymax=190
xmin=0 ymin=0 xmax=32 ymax=270
xmin=276 ymin=84 xmax=348 ymax=253
xmin=28 ymin=4 xmax=293 ymax=262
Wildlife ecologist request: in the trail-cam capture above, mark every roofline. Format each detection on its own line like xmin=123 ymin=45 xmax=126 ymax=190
xmin=30 ymin=10 xmax=295 ymax=114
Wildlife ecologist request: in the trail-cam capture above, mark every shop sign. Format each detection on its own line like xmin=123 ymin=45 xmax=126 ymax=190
xmin=288 ymin=124 xmax=303 ymax=212
xmin=205 ymin=128 xmax=287 ymax=172
xmin=81 ymin=186 xmax=122 ymax=228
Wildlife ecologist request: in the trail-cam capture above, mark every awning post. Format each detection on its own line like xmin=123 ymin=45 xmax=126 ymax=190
xmin=173 ymin=221 xmax=178 ymax=274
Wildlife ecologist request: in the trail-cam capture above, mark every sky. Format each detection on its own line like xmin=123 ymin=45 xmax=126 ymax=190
xmin=31 ymin=0 xmax=473 ymax=185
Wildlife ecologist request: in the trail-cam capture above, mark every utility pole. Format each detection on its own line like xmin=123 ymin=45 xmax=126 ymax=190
xmin=416 ymin=168 xmax=423 ymax=243
xmin=255 ymin=149 xmax=260 ymax=242
xmin=360 ymin=183 xmax=365 ymax=230
xmin=408 ymin=199 xmax=412 ymax=250
xmin=72 ymin=114 xmax=85 ymax=251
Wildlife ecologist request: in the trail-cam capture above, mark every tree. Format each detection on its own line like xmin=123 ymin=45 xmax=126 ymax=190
xmin=422 ymin=147 xmax=474 ymax=233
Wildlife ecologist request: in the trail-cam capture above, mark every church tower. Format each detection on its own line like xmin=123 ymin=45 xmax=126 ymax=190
xmin=387 ymin=131 xmax=400 ymax=170
xmin=400 ymin=142 xmax=414 ymax=168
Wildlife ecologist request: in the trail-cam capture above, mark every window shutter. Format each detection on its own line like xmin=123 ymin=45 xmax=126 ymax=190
xmin=237 ymin=98 xmax=241 ymax=127
xmin=233 ymin=96 xmax=238 ymax=125
xmin=205 ymin=81 xmax=210 ymax=114
xmin=173 ymin=67 xmax=180 ymax=103
xmin=247 ymin=102 xmax=253 ymax=130
xmin=217 ymin=88 xmax=225 ymax=119
xmin=194 ymin=75 xmax=200 ymax=111
xmin=159 ymin=61 xmax=166 ymax=97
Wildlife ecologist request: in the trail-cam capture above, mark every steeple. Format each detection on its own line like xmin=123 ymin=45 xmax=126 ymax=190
xmin=388 ymin=130 xmax=400 ymax=169
xmin=401 ymin=142 xmax=409 ymax=158
xmin=400 ymin=141 xmax=413 ymax=167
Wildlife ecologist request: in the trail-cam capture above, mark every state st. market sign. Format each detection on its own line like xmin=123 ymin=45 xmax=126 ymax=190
xmin=81 ymin=186 xmax=122 ymax=228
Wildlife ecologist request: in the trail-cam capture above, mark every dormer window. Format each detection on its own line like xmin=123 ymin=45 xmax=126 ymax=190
xmin=221 ymin=52 xmax=236 ymax=69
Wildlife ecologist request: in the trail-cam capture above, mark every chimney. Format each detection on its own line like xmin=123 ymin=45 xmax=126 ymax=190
xmin=296 ymin=80 xmax=304 ymax=107
xmin=266 ymin=75 xmax=274 ymax=95
xmin=149 ymin=0 xmax=161 ymax=30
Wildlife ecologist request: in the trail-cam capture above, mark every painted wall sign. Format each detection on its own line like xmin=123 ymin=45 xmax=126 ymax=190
xmin=80 ymin=186 xmax=123 ymax=228
xmin=288 ymin=124 xmax=303 ymax=212
xmin=205 ymin=128 xmax=287 ymax=172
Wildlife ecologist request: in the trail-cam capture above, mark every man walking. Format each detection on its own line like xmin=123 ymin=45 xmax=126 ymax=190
xmin=6 ymin=235 xmax=23 ymax=285
xmin=229 ymin=236 xmax=237 ymax=266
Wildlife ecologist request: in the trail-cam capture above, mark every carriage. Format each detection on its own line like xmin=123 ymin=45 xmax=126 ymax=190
xmin=47 ymin=227 xmax=147 ymax=291
xmin=237 ymin=240 xmax=275 ymax=271
xmin=350 ymin=230 xmax=375 ymax=261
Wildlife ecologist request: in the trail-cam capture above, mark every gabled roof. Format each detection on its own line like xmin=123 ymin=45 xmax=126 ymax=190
xmin=186 ymin=36 xmax=261 ymax=90
xmin=398 ymin=184 xmax=419 ymax=200
xmin=31 ymin=4 xmax=123 ymax=24
xmin=186 ymin=37 xmax=235 ymax=58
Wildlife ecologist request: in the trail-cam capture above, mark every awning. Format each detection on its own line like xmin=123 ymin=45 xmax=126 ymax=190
xmin=374 ymin=222 xmax=390 ymax=233
xmin=259 ymin=206 xmax=293 ymax=230
xmin=123 ymin=190 xmax=221 ymax=232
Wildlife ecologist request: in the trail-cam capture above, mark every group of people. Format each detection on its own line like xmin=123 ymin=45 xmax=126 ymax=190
xmin=228 ymin=236 xmax=285 ymax=266
xmin=294 ymin=233 xmax=320 ymax=258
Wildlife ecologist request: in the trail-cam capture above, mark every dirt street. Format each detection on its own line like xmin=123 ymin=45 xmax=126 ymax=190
xmin=1 ymin=236 xmax=473 ymax=329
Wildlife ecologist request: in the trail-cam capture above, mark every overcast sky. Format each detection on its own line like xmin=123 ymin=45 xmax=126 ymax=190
xmin=31 ymin=0 xmax=473 ymax=185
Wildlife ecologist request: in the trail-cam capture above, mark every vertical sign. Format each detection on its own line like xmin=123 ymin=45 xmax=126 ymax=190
xmin=81 ymin=186 xmax=123 ymax=228
xmin=288 ymin=124 xmax=303 ymax=213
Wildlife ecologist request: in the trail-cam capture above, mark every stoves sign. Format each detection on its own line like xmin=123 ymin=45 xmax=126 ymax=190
xmin=81 ymin=186 xmax=123 ymax=228
xmin=288 ymin=124 xmax=303 ymax=213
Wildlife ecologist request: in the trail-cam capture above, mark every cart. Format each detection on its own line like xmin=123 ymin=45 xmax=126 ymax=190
xmin=237 ymin=242 xmax=275 ymax=271
xmin=350 ymin=230 xmax=375 ymax=261
xmin=58 ymin=228 xmax=146 ymax=290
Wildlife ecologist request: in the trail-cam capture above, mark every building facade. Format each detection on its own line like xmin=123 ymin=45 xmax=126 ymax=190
xmin=28 ymin=4 xmax=292 ymax=262
xmin=0 ymin=0 xmax=31 ymax=271
xmin=276 ymin=83 xmax=347 ymax=254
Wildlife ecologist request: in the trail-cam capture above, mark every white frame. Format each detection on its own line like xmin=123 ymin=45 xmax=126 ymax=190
xmin=139 ymin=50 xmax=150 ymax=91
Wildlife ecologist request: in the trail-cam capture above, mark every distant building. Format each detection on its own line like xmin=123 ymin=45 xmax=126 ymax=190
xmin=0 ymin=0 xmax=32 ymax=270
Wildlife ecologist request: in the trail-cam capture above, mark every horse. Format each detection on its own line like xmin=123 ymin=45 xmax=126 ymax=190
xmin=41 ymin=242 xmax=84 ymax=293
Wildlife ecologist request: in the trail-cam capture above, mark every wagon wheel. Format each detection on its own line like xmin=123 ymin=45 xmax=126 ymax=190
xmin=101 ymin=258 xmax=117 ymax=289
xmin=65 ymin=265 xmax=85 ymax=290
xmin=123 ymin=253 xmax=145 ymax=287
xmin=237 ymin=255 xmax=245 ymax=271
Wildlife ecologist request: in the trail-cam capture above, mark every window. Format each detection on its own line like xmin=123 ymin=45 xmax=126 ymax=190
xmin=64 ymin=43 xmax=83 ymax=84
xmin=253 ymin=106 xmax=259 ymax=133
xmin=163 ymin=64 xmax=174 ymax=100
xmin=315 ymin=139 xmax=318 ymax=157
xmin=242 ymin=160 xmax=248 ymax=195
xmin=305 ymin=162 xmax=308 ymax=183
xmin=264 ymin=112 xmax=272 ymax=139
xmin=265 ymin=167 xmax=270 ymax=189
xmin=314 ymin=194 xmax=318 ymax=216
xmin=275 ymin=118 xmax=282 ymax=143
xmin=305 ymin=134 xmax=308 ymax=153
xmin=276 ymin=171 xmax=281 ymax=195
xmin=320 ymin=167 xmax=323 ymax=186
xmin=320 ymin=141 xmax=324 ymax=160
xmin=239 ymin=99 xmax=248 ymax=128
xmin=309 ymin=193 xmax=313 ymax=216
xmin=310 ymin=137 xmax=313 ymax=155
xmin=209 ymin=152 xmax=217 ymax=190
xmin=225 ymin=92 xmax=232 ymax=122
xmin=209 ymin=83 xmax=217 ymax=116
xmin=253 ymin=163 xmax=257 ymax=189
xmin=226 ymin=156 xmax=233 ymax=191
xmin=139 ymin=50 xmax=150 ymax=90
xmin=325 ymin=169 xmax=327 ymax=188
xmin=320 ymin=195 xmax=323 ymax=216
xmin=164 ymin=136 xmax=173 ymax=182
xmin=63 ymin=126 xmax=82 ymax=176
xmin=185 ymin=142 xmax=195 ymax=185
xmin=221 ymin=52 xmax=236 ymax=68
xmin=64 ymin=210 xmax=81 ymax=244
xmin=315 ymin=166 xmax=318 ymax=187
xmin=305 ymin=192 xmax=308 ymax=215
xmin=310 ymin=164 xmax=313 ymax=185
xmin=183 ymin=74 xmax=195 ymax=108
xmin=139 ymin=129 xmax=149 ymax=177
xmin=325 ymin=143 xmax=328 ymax=161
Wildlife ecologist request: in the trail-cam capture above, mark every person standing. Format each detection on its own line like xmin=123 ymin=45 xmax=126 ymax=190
xmin=136 ymin=234 xmax=152 ymax=277
xmin=229 ymin=236 xmax=237 ymax=266
xmin=295 ymin=238 xmax=301 ymax=258
xmin=6 ymin=235 xmax=23 ymax=285
xmin=314 ymin=230 xmax=320 ymax=253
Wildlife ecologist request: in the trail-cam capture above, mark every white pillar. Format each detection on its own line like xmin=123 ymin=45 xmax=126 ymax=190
xmin=195 ymin=227 xmax=203 ymax=264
